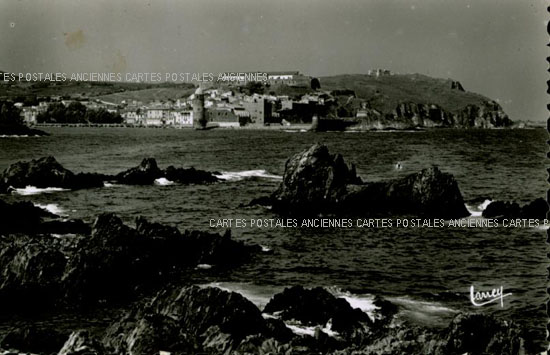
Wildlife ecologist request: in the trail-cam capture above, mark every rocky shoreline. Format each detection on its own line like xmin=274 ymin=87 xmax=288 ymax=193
xmin=0 ymin=156 xmax=219 ymax=194
xmin=0 ymin=145 xmax=546 ymax=354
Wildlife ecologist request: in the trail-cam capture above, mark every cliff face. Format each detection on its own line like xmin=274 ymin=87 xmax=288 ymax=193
xmin=355 ymin=100 xmax=512 ymax=129
xmin=319 ymin=74 xmax=513 ymax=129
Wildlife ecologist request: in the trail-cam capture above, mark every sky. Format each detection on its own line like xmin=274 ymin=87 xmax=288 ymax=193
xmin=1 ymin=0 xmax=548 ymax=121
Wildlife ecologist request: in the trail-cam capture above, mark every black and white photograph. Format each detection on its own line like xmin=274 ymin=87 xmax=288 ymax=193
xmin=0 ymin=1 xmax=548 ymax=354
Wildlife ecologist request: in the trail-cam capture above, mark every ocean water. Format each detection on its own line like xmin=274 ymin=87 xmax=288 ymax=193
xmin=0 ymin=127 xmax=547 ymax=350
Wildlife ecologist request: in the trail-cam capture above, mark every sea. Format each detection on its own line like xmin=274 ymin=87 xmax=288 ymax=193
xmin=0 ymin=127 xmax=547 ymax=351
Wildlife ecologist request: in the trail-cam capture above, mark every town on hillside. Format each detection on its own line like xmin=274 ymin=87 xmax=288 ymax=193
xmin=10 ymin=70 xmax=395 ymax=129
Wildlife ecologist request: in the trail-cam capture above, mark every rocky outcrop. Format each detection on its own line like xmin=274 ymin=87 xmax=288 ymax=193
xmin=0 ymin=156 xmax=219 ymax=193
xmin=58 ymin=330 xmax=106 ymax=355
xmin=0 ymin=213 xmax=259 ymax=312
xmin=0 ymin=156 xmax=107 ymax=193
xmin=164 ymin=165 xmax=219 ymax=184
xmin=263 ymin=286 xmax=372 ymax=339
xmin=115 ymin=158 xmax=162 ymax=185
xmin=62 ymin=213 xmax=258 ymax=305
xmin=0 ymin=199 xmax=89 ymax=235
xmin=0 ymin=326 xmax=67 ymax=354
xmin=0 ymin=234 xmax=68 ymax=311
xmin=102 ymin=286 xmax=286 ymax=354
xmin=84 ymin=286 xmax=526 ymax=355
xmin=268 ymin=144 xmax=469 ymax=218
xmin=353 ymin=100 xmax=512 ymax=130
xmin=482 ymin=198 xmax=548 ymax=219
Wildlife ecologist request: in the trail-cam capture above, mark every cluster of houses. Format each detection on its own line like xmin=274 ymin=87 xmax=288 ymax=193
xmin=15 ymin=70 xmax=377 ymax=127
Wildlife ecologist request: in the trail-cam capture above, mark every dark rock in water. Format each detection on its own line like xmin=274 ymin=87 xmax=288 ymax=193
xmin=103 ymin=286 xmax=281 ymax=354
xmin=164 ymin=165 xmax=219 ymax=184
xmin=0 ymin=199 xmax=55 ymax=233
xmin=269 ymin=144 xmax=469 ymax=218
xmin=115 ymin=158 xmax=162 ymax=185
xmin=0 ymin=326 xmax=67 ymax=354
xmin=482 ymin=198 xmax=548 ymax=219
xmin=263 ymin=286 xmax=372 ymax=339
xmin=0 ymin=123 xmax=48 ymax=137
xmin=243 ymin=195 xmax=272 ymax=208
xmin=271 ymin=143 xmax=362 ymax=214
xmin=346 ymin=166 xmax=470 ymax=218
xmin=58 ymin=330 xmax=105 ymax=355
xmin=482 ymin=201 xmax=521 ymax=219
xmin=520 ymin=198 xmax=548 ymax=219
xmin=0 ymin=156 xmax=107 ymax=193
xmin=0 ymin=156 xmax=74 ymax=191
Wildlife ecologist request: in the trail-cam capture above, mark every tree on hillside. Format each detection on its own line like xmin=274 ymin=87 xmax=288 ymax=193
xmin=0 ymin=101 xmax=23 ymax=127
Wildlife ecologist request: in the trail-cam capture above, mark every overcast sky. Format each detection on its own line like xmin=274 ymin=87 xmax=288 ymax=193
xmin=1 ymin=0 xmax=547 ymax=121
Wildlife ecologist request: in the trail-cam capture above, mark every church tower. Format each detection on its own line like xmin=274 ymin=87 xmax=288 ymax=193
xmin=192 ymin=86 xmax=207 ymax=129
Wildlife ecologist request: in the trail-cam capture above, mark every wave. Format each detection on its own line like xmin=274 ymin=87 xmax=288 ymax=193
xmin=154 ymin=177 xmax=175 ymax=186
xmin=11 ymin=186 xmax=69 ymax=196
xmin=326 ymin=287 xmax=379 ymax=321
xmin=284 ymin=320 xmax=339 ymax=338
xmin=386 ymin=296 xmax=457 ymax=327
xmin=215 ymin=170 xmax=282 ymax=181
xmin=465 ymin=199 xmax=492 ymax=217
xmin=0 ymin=135 xmax=41 ymax=138
xmin=34 ymin=203 xmax=67 ymax=216
xmin=195 ymin=264 xmax=212 ymax=270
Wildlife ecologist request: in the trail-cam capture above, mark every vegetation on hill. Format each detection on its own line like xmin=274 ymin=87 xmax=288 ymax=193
xmin=0 ymin=101 xmax=47 ymax=135
xmin=318 ymin=73 xmax=492 ymax=114
xmin=36 ymin=102 xmax=122 ymax=124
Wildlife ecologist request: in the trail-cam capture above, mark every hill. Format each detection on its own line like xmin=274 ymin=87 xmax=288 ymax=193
xmin=315 ymin=73 xmax=512 ymax=129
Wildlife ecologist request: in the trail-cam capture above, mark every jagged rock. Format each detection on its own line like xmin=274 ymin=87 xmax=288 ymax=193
xmin=0 ymin=199 xmax=55 ymax=233
xmin=0 ymin=234 xmax=67 ymax=311
xmin=58 ymin=330 xmax=105 ymax=355
xmin=347 ymin=166 xmax=470 ymax=218
xmin=434 ymin=313 xmax=524 ymax=354
xmin=263 ymin=286 xmax=372 ymax=338
xmin=0 ymin=156 xmax=106 ymax=193
xmin=271 ymin=143 xmax=362 ymax=214
xmin=520 ymin=198 xmax=548 ymax=219
xmin=115 ymin=158 xmax=162 ymax=185
xmin=482 ymin=198 xmax=548 ymax=219
xmin=0 ymin=326 xmax=67 ymax=354
xmin=62 ymin=214 xmax=259 ymax=305
xmin=0 ymin=199 xmax=89 ymax=235
xmin=269 ymin=144 xmax=469 ymax=218
xmin=163 ymin=165 xmax=219 ymax=184
xmin=40 ymin=219 xmax=91 ymax=235
xmin=482 ymin=201 xmax=520 ymax=219
xmin=104 ymin=286 xmax=284 ymax=354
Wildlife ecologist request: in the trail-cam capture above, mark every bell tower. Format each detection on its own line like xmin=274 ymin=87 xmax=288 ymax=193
xmin=192 ymin=86 xmax=207 ymax=129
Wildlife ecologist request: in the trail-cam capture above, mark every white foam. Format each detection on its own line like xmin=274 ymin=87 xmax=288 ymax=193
xmin=386 ymin=296 xmax=457 ymax=323
xmin=261 ymin=245 xmax=272 ymax=252
xmin=465 ymin=199 xmax=493 ymax=217
xmin=326 ymin=287 xmax=379 ymax=320
xmin=284 ymin=320 xmax=339 ymax=338
xmin=195 ymin=264 xmax=212 ymax=270
xmin=35 ymin=203 xmax=67 ymax=216
xmin=154 ymin=177 xmax=174 ymax=186
xmin=215 ymin=170 xmax=282 ymax=181
xmin=0 ymin=135 xmax=40 ymax=138
xmin=12 ymin=186 xmax=69 ymax=196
